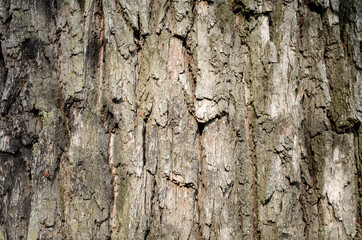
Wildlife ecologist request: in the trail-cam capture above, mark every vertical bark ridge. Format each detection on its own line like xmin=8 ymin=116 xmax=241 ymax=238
xmin=108 ymin=132 xmax=117 ymax=238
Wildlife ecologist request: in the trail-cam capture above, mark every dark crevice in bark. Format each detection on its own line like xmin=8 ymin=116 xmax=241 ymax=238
xmin=96 ymin=0 xmax=105 ymax=113
xmin=297 ymin=10 xmax=304 ymax=50
xmin=84 ymin=0 xmax=104 ymax=87
xmin=187 ymin=51 xmax=196 ymax=95
xmin=247 ymin=105 xmax=258 ymax=240
xmin=172 ymin=34 xmax=186 ymax=46
xmin=0 ymin=42 xmax=7 ymax=109
xmin=231 ymin=1 xmax=257 ymax=17
xmin=135 ymin=13 xmax=141 ymax=42
xmin=181 ymin=34 xmax=197 ymax=118
xmin=195 ymin=120 xmax=205 ymax=240
xmin=135 ymin=27 xmax=143 ymax=104
xmin=54 ymin=9 xmax=72 ymax=235
xmin=21 ymin=37 xmax=43 ymax=61
xmin=54 ymin=0 xmax=71 ymax=161
xmin=304 ymin=0 xmax=326 ymax=14
xmin=142 ymin=121 xmax=147 ymax=168
xmin=144 ymin=224 xmax=150 ymax=240
xmin=89 ymin=3 xmax=116 ymax=238
xmin=197 ymin=121 xmax=205 ymax=136
xmin=353 ymin=122 xmax=361 ymax=238
xmin=242 ymin=55 xmax=259 ymax=240
xmin=326 ymin=110 xmax=337 ymax=132
xmin=300 ymin=174 xmax=310 ymax=239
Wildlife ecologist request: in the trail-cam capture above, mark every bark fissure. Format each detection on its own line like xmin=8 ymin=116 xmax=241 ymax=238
xmin=242 ymin=54 xmax=258 ymax=240
xmin=96 ymin=0 xmax=105 ymax=113
xmin=196 ymin=120 xmax=205 ymax=240
xmin=354 ymin=123 xmax=362 ymax=238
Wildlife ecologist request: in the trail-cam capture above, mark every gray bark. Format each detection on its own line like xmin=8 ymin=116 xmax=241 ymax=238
xmin=0 ymin=0 xmax=361 ymax=239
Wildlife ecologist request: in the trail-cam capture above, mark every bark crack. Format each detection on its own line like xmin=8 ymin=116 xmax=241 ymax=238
xmin=354 ymin=123 xmax=361 ymax=238
xmin=242 ymin=54 xmax=258 ymax=240
xmin=195 ymin=120 xmax=205 ymax=240
xmin=96 ymin=0 xmax=105 ymax=113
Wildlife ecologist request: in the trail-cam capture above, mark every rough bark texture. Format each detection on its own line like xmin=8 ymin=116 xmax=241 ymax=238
xmin=0 ymin=0 xmax=361 ymax=239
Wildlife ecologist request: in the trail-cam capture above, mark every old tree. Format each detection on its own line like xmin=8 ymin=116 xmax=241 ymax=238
xmin=0 ymin=0 xmax=361 ymax=239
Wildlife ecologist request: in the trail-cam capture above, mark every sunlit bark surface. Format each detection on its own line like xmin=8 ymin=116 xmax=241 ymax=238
xmin=0 ymin=0 xmax=361 ymax=239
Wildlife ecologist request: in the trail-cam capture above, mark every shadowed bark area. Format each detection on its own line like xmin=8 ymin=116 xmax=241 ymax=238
xmin=0 ymin=0 xmax=361 ymax=239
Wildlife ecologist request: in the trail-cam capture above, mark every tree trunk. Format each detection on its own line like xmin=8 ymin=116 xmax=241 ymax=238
xmin=0 ymin=0 xmax=361 ymax=239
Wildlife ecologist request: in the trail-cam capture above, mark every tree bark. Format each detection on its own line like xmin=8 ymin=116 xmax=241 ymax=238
xmin=0 ymin=0 xmax=361 ymax=239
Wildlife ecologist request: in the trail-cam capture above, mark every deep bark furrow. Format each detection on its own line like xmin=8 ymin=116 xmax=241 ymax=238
xmin=242 ymin=53 xmax=258 ymax=240
xmin=196 ymin=125 xmax=205 ymax=240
